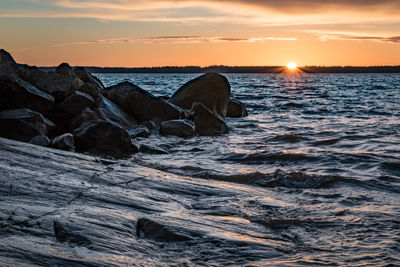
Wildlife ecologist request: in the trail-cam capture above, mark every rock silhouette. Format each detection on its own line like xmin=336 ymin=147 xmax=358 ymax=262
xmin=0 ymin=49 xmax=247 ymax=156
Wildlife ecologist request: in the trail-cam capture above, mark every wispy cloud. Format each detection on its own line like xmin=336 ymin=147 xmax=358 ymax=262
xmin=77 ymin=35 xmax=297 ymax=45
xmin=319 ymin=33 xmax=400 ymax=43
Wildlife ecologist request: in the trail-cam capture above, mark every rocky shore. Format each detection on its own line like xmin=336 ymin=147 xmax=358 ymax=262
xmin=0 ymin=49 xmax=247 ymax=158
xmin=0 ymin=137 xmax=283 ymax=266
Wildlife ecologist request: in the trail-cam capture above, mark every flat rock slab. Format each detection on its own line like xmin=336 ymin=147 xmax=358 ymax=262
xmin=0 ymin=137 xmax=284 ymax=266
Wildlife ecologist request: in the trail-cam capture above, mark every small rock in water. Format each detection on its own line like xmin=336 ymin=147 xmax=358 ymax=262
xmin=191 ymin=102 xmax=228 ymax=136
xmin=227 ymin=98 xmax=248 ymax=118
xmin=51 ymin=133 xmax=75 ymax=151
xmin=128 ymin=125 xmax=150 ymax=138
xmin=160 ymin=119 xmax=195 ymax=137
xmin=29 ymin=135 xmax=51 ymax=147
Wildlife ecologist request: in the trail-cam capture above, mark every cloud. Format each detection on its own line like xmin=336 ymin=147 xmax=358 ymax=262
xmin=319 ymin=33 xmax=400 ymax=43
xmin=77 ymin=35 xmax=297 ymax=45
xmin=26 ymin=0 xmax=400 ymax=13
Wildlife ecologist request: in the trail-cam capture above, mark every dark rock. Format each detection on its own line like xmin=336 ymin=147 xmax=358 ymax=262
xmin=74 ymin=67 xmax=105 ymax=90
xmin=69 ymin=107 xmax=100 ymax=131
xmin=55 ymin=63 xmax=73 ymax=76
xmin=139 ymin=144 xmax=168 ymax=155
xmin=51 ymin=133 xmax=75 ymax=151
xmin=95 ymin=96 xmax=138 ymax=128
xmin=191 ymin=102 xmax=228 ymax=136
xmin=142 ymin=120 xmax=160 ymax=132
xmin=29 ymin=135 xmax=51 ymax=147
xmin=77 ymin=82 xmax=101 ymax=99
xmin=61 ymin=90 xmax=95 ymax=115
xmin=103 ymin=81 xmax=184 ymax=122
xmin=23 ymin=70 xmax=84 ymax=102
xmin=46 ymin=106 xmax=74 ymax=136
xmin=53 ymin=220 xmax=92 ymax=246
xmin=0 ymin=61 xmax=18 ymax=78
xmin=160 ymin=119 xmax=195 ymax=137
xmin=0 ymin=49 xmax=16 ymax=64
xmin=136 ymin=218 xmax=192 ymax=242
xmin=0 ymin=75 xmax=55 ymax=114
xmin=73 ymin=121 xmax=138 ymax=157
xmin=128 ymin=125 xmax=150 ymax=138
xmin=169 ymin=73 xmax=231 ymax=119
xmin=227 ymin=98 xmax=248 ymax=118
xmin=0 ymin=108 xmax=55 ymax=142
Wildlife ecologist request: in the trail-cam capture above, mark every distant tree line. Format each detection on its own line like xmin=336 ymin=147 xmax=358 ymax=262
xmin=40 ymin=65 xmax=400 ymax=73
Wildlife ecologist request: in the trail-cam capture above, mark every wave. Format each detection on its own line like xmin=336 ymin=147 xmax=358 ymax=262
xmin=218 ymin=151 xmax=317 ymax=164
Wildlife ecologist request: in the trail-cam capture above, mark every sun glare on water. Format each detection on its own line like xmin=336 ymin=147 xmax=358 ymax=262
xmin=287 ymin=62 xmax=297 ymax=70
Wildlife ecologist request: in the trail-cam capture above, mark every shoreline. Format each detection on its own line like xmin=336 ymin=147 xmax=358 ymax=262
xmin=38 ymin=66 xmax=400 ymax=74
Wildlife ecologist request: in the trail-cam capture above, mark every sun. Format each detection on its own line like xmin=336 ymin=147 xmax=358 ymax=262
xmin=287 ymin=62 xmax=297 ymax=70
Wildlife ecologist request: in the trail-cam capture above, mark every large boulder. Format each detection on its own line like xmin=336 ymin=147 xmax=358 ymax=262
xmin=227 ymin=99 xmax=248 ymax=118
xmin=95 ymin=95 xmax=138 ymax=128
xmin=190 ymin=102 xmax=228 ymax=136
xmin=0 ymin=49 xmax=16 ymax=65
xmin=61 ymin=90 xmax=95 ymax=115
xmin=169 ymin=73 xmax=231 ymax=119
xmin=73 ymin=121 xmax=138 ymax=157
xmin=51 ymin=133 xmax=75 ymax=151
xmin=160 ymin=119 xmax=195 ymax=137
xmin=74 ymin=67 xmax=105 ymax=90
xmin=0 ymin=108 xmax=55 ymax=142
xmin=77 ymin=82 xmax=101 ymax=99
xmin=0 ymin=76 xmax=55 ymax=114
xmin=18 ymin=68 xmax=84 ymax=102
xmin=103 ymin=81 xmax=184 ymax=122
xmin=68 ymin=107 xmax=100 ymax=131
xmin=55 ymin=63 xmax=73 ymax=76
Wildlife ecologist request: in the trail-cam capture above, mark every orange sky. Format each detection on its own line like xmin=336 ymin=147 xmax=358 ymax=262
xmin=0 ymin=0 xmax=399 ymax=67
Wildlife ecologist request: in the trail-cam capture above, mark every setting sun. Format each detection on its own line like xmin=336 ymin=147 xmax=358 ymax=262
xmin=287 ymin=62 xmax=297 ymax=70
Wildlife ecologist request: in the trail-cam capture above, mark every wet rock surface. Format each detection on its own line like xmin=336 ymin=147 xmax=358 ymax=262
xmin=0 ymin=137 xmax=286 ymax=266
xmin=139 ymin=144 xmax=168 ymax=154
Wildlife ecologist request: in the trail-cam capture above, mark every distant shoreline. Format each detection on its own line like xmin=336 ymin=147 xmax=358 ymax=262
xmin=39 ymin=66 xmax=400 ymax=74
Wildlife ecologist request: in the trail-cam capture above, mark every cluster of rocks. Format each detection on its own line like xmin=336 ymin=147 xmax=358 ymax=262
xmin=0 ymin=49 xmax=247 ymax=158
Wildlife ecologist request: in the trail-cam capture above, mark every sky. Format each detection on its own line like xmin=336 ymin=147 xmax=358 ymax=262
xmin=0 ymin=0 xmax=399 ymax=67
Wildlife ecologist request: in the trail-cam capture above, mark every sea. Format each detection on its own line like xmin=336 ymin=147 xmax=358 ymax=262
xmin=95 ymin=73 xmax=400 ymax=266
